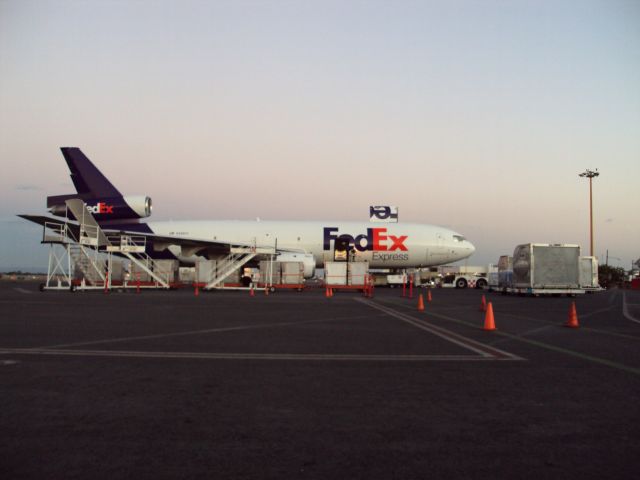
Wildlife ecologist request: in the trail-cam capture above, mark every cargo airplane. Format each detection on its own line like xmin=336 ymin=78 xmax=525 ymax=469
xmin=20 ymin=148 xmax=476 ymax=277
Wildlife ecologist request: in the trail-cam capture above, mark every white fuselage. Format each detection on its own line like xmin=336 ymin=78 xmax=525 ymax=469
xmin=148 ymin=220 xmax=475 ymax=269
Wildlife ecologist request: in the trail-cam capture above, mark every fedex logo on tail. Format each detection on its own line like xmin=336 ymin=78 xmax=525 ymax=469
xmin=86 ymin=202 xmax=114 ymax=214
xmin=323 ymin=227 xmax=408 ymax=252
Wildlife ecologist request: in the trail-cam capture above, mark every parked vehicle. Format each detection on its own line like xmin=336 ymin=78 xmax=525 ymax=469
xmin=442 ymin=273 xmax=488 ymax=289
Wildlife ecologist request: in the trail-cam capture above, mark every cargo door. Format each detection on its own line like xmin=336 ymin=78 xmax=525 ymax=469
xmin=428 ymin=232 xmax=446 ymax=263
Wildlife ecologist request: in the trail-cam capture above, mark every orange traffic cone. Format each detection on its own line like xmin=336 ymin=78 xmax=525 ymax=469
xmin=250 ymin=286 xmax=255 ymax=297
xmin=483 ymin=302 xmax=496 ymax=331
xmin=417 ymin=294 xmax=425 ymax=311
xmin=194 ymin=284 xmax=199 ymax=296
xmin=330 ymin=288 xmax=334 ymax=297
xmin=565 ymin=301 xmax=579 ymax=328
xmin=265 ymin=287 xmax=270 ymax=296
xmin=427 ymin=290 xmax=432 ymax=303
xmin=480 ymin=295 xmax=487 ymax=312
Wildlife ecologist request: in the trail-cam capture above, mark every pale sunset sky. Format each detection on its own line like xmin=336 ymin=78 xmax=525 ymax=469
xmin=1 ymin=0 xmax=638 ymax=271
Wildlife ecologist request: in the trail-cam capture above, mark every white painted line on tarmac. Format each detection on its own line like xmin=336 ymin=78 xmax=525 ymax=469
xmin=379 ymin=296 xmax=640 ymax=376
xmin=489 ymin=324 xmax=556 ymax=347
xmin=623 ymin=292 xmax=640 ymax=324
xmin=578 ymin=305 xmax=617 ymax=319
xmin=13 ymin=287 xmax=32 ymax=294
xmin=0 ymin=348 xmax=514 ymax=362
xmin=357 ymin=298 xmax=523 ymax=361
xmin=38 ymin=314 xmax=387 ymax=350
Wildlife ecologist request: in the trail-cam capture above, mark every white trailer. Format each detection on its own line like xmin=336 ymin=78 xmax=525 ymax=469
xmin=579 ymin=256 xmax=600 ymax=291
xmin=487 ymin=264 xmax=499 ymax=290
xmin=387 ymin=274 xmax=406 ymax=288
xmin=506 ymin=243 xmax=585 ymax=296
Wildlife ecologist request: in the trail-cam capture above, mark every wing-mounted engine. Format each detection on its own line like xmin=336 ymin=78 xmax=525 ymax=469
xmin=276 ymin=252 xmax=316 ymax=278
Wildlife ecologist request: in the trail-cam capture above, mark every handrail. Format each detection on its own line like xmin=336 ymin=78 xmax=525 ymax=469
xmin=43 ymin=222 xmax=78 ymax=243
xmin=105 ymin=234 xmax=147 ymax=249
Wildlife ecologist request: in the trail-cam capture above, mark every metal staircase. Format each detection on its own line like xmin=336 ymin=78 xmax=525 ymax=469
xmin=69 ymin=243 xmax=106 ymax=285
xmin=105 ymin=235 xmax=171 ymax=289
xmin=41 ymin=222 xmax=73 ymax=290
xmin=41 ymin=199 xmax=172 ymax=291
xmin=41 ymin=219 xmax=109 ymax=290
xmin=204 ymin=245 xmax=276 ymax=290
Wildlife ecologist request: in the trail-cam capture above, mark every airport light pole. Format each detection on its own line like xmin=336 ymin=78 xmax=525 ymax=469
xmin=579 ymin=169 xmax=599 ymax=257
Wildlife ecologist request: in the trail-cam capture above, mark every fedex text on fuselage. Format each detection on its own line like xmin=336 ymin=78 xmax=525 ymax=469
xmin=323 ymin=227 xmax=408 ymax=252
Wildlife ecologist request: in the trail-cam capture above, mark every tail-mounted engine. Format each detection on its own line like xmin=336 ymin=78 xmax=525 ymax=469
xmin=48 ymin=194 xmax=152 ymax=221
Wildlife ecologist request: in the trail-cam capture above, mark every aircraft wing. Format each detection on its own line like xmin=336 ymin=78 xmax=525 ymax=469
xmin=19 ymin=214 xmax=80 ymax=240
xmin=18 ymin=214 xmax=302 ymax=257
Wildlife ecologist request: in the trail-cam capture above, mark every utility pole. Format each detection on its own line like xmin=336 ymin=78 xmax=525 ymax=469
xmin=579 ymin=169 xmax=599 ymax=257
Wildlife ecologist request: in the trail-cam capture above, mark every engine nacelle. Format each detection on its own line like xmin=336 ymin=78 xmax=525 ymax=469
xmin=276 ymin=252 xmax=316 ymax=278
xmin=49 ymin=195 xmax=152 ymax=220
xmin=120 ymin=195 xmax=153 ymax=218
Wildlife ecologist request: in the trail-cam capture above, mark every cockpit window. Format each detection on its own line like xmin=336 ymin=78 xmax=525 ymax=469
xmin=453 ymin=235 xmax=466 ymax=242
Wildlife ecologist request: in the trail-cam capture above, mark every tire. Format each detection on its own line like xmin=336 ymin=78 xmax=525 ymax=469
xmin=455 ymin=278 xmax=467 ymax=289
xmin=475 ymin=278 xmax=487 ymax=289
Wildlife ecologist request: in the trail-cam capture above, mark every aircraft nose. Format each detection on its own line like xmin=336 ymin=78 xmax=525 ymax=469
xmin=455 ymin=239 xmax=475 ymax=261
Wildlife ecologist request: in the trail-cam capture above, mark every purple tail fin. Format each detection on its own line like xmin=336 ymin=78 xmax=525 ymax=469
xmin=61 ymin=147 xmax=122 ymax=197
xmin=47 ymin=148 xmax=152 ymax=223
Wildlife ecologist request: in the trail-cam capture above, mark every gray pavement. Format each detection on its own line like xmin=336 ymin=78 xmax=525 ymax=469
xmin=1 ymin=282 xmax=640 ymax=479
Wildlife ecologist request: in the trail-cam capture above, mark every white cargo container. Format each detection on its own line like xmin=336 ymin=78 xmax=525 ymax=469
xmin=325 ymin=262 xmax=347 ymax=286
xmin=196 ymin=260 xmax=217 ymax=284
xmin=179 ymin=267 xmax=196 ymax=283
xmin=259 ymin=260 xmax=281 ymax=285
xmin=154 ymin=259 xmax=179 ymax=283
xmin=510 ymin=244 xmax=584 ymax=295
xmin=109 ymin=260 xmax=124 ymax=283
xmin=487 ymin=264 xmax=499 ymax=289
xmin=497 ymin=256 xmax=513 ymax=289
xmin=348 ymin=262 xmax=369 ymax=286
xmin=579 ymin=256 xmax=599 ymax=290
xmin=130 ymin=260 xmax=151 ymax=283
xmin=281 ymin=262 xmax=304 ymax=285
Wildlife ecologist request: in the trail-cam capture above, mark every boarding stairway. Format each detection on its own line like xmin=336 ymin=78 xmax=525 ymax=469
xmin=41 ymin=221 xmax=75 ymax=290
xmin=69 ymin=243 xmax=106 ymax=286
xmin=41 ymin=199 xmax=171 ymax=290
xmin=41 ymin=221 xmax=107 ymax=290
xmin=104 ymin=235 xmax=171 ymax=289
xmin=204 ymin=245 xmax=276 ymax=290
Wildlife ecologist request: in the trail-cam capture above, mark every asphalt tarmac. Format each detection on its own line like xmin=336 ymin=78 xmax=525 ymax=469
xmin=2 ymin=282 xmax=640 ymax=479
